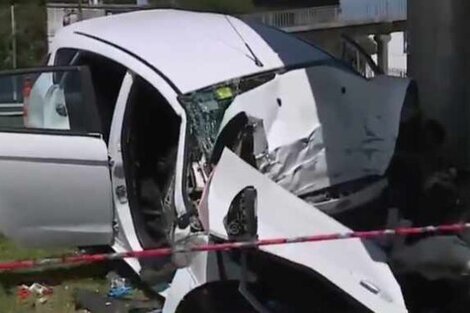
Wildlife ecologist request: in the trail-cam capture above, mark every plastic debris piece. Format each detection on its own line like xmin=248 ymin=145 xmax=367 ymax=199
xmin=17 ymin=282 xmax=53 ymax=305
xmin=107 ymin=271 xmax=129 ymax=289
xmin=107 ymin=271 xmax=133 ymax=298
xmin=108 ymin=286 xmax=133 ymax=299
xmin=28 ymin=283 xmax=53 ymax=297
xmin=17 ymin=285 xmax=32 ymax=301
xmin=38 ymin=296 xmax=48 ymax=304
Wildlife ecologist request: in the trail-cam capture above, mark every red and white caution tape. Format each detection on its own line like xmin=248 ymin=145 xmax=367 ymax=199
xmin=1 ymin=223 xmax=470 ymax=272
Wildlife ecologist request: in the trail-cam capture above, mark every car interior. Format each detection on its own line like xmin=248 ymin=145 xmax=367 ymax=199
xmin=122 ymin=75 xmax=181 ymax=252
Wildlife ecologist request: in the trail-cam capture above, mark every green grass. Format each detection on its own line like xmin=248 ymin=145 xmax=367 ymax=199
xmin=0 ymin=235 xmax=71 ymax=262
xmin=0 ymin=235 xmax=109 ymax=313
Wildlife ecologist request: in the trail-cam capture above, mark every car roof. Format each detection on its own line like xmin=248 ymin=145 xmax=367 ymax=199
xmin=57 ymin=9 xmax=333 ymax=94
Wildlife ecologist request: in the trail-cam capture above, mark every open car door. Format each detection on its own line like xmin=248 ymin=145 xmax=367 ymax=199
xmin=0 ymin=66 xmax=114 ymax=248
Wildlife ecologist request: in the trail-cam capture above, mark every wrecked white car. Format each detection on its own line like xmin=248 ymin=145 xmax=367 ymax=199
xmin=1 ymin=9 xmax=468 ymax=313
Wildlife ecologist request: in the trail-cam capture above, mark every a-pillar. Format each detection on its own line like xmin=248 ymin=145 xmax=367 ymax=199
xmin=374 ymin=34 xmax=391 ymax=74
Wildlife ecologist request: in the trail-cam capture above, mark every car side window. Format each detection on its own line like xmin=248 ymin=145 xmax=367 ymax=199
xmin=55 ymin=48 xmax=79 ymax=66
xmin=0 ymin=48 xmax=127 ymax=138
xmin=55 ymin=48 xmax=126 ymax=143
xmin=0 ymin=66 xmax=101 ymax=134
xmin=0 ymin=54 xmax=50 ymax=129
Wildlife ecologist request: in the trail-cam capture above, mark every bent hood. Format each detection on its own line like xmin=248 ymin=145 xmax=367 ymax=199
xmin=219 ymin=65 xmax=411 ymax=195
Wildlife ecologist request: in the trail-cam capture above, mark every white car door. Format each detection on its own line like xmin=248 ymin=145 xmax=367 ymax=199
xmin=0 ymin=66 xmax=114 ymax=248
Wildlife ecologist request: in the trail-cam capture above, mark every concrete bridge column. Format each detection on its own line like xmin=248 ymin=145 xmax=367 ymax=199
xmin=408 ymin=0 xmax=470 ymax=168
xmin=374 ymin=34 xmax=391 ymax=74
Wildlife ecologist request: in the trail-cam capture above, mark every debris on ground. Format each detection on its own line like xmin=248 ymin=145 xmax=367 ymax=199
xmin=16 ymin=282 xmax=53 ymax=305
xmin=29 ymin=282 xmax=54 ymax=297
xmin=74 ymin=289 xmax=162 ymax=313
xmin=107 ymin=272 xmax=133 ymax=299
xmin=16 ymin=285 xmax=32 ymax=301
xmin=108 ymin=285 xmax=133 ymax=299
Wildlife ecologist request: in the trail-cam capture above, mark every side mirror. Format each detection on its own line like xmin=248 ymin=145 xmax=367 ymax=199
xmin=224 ymin=186 xmax=258 ymax=241
xmin=225 ymin=187 xmax=269 ymax=312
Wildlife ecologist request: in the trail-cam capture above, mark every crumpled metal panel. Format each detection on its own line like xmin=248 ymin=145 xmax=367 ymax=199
xmin=222 ymin=65 xmax=410 ymax=196
xmin=259 ymin=126 xmax=329 ymax=196
xmin=303 ymin=67 xmax=409 ymax=189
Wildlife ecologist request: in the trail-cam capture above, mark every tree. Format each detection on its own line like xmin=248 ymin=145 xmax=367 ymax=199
xmin=0 ymin=6 xmax=12 ymax=69
xmin=15 ymin=3 xmax=47 ymax=67
xmin=0 ymin=1 xmax=47 ymax=70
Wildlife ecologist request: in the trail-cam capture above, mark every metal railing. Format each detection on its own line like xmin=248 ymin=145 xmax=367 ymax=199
xmin=388 ymin=68 xmax=407 ymax=77
xmin=242 ymin=6 xmax=340 ymax=30
xmin=241 ymin=0 xmax=406 ymax=32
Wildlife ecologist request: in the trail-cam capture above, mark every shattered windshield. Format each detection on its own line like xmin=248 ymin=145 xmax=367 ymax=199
xmin=178 ymin=72 xmax=275 ymax=160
